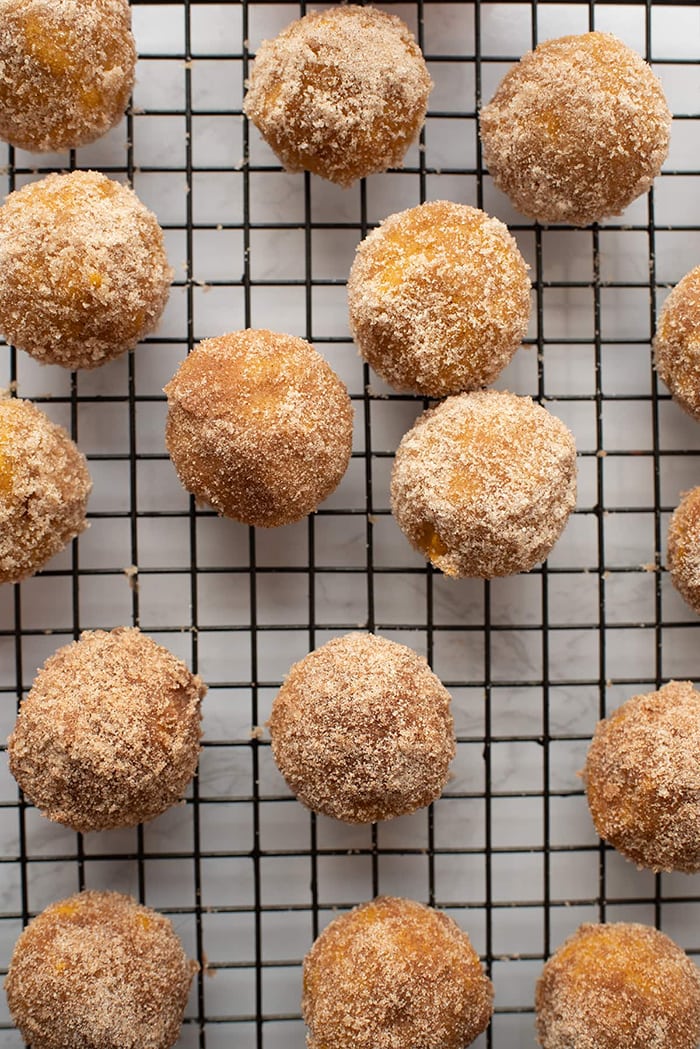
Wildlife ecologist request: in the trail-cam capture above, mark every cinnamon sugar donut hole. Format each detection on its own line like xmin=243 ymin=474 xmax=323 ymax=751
xmin=164 ymin=329 xmax=353 ymax=527
xmin=5 ymin=890 xmax=197 ymax=1049
xmin=480 ymin=32 xmax=671 ymax=226
xmin=8 ymin=627 xmax=206 ymax=832
xmin=667 ymin=486 xmax=700 ymax=614
xmin=303 ymin=896 xmax=493 ymax=1049
xmin=654 ymin=265 xmax=700 ymax=420
xmin=348 ymin=201 xmax=531 ymax=398
xmin=0 ymin=397 xmax=91 ymax=584
xmin=0 ymin=170 xmax=172 ymax=370
xmin=535 ymin=922 xmax=700 ymax=1049
xmin=269 ymin=633 xmax=455 ymax=823
xmin=0 ymin=0 xmax=135 ymax=153
xmin=391 ymin=390 xmax=577 ymax=578
xmin=582 ymin=680 xmax=700 ymax=873
xmin=243 ymin=5 xmax=432 ymax=186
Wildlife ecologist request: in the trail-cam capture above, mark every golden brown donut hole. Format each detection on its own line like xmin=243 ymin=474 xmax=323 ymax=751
xmin=654 ymin=265 xmax=700 ymax=421
xmin=480 ymin=32 xmax=671 ymax=226
xmin=8 ymin=627 xmax=206 ymax=832
xmin=348 ymin=200 xmax=531 ymax=398
xmin=390 ymin=390 xmax=577 ymax=578
xmin=0 ymin=397 xmax=91 ymax=584
xmin=667 ymin=485 xmax=700 ymax=615
xmin=583 ymin=680 xmax=700 ymax=873
xmin=303 ymin=896 xmax=493 ymax=1049
xmin=5 ymin=890 xmax=197 ymax=1049
xmin=244 ymin=5 xmax=432 ymax=186
xmin=536 ymin=922 xmax=700 ymax=1049
xmin=0 ymin=170 xmax=172 ymax=369
xmin=0 ymin=0 xmax=136 ymax=153
xmin=164 ymin=329 xmax=354 ymax=527
xmin=269 ymin=632 xmax=455 ymax=823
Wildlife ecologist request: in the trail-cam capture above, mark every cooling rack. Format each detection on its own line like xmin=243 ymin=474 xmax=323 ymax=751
xmin=0 ymin=1 xmax=699 ymax=1046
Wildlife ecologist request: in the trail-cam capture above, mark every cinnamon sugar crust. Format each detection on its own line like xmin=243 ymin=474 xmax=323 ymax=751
xmin=0 ymin=170 xmax=172 ymax=370
xmin=164 ymin=329 xmax=353 ymax=527
xmin=654 ymin=265 xmax=700 ymax=420
xmin=243 ymin=5 xmax=432 ymax=186
xmin=8 ymin=627 xmax=206 ymax=832
xmin=667 ymin=485 xmax=700 ymax=615
xmin=480 ymin=32 xmax=671 ymax=226
xmin=390 ymin=390 xmax=577 ymax=578
xmin=269 ymin=633 xmax=455 ymax=823
xmin=302 ymin=895 xmax=493 ymax=1049
xmin=5 ymin=890 xmax=197 ymax=1049
xmin=582 ymin=680 xmax=700 ymax=873
xmin=348 ymin=200 xmax=531 ymax=398
xmin=0 ymin=0 xmax=136 ymax=153
xmin=0 ymin=397 xmax=91 ymax=584
xmin=536 ymin=922 xmax=700 ymax=1049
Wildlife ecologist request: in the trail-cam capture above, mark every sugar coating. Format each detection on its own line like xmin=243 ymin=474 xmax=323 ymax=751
xmin=5 ymin=890 xmax=197 ymax=1049
xmin=269 ymin=633 xmax=455 ymax=823
xmin=164 ymin=329 xmax=354 ymax=527
xmin=668 ymin=487 xmax=700 ymax=615
xmin=0 ymin=397 xmax=91 ymax=584
xmin=391 ymin=390 xmax=577 ymax=578
xmin=303 ymin=895 xmax=493 ymax=1049
xmin=535 ymin=922 xmax=700 ymax=1049
xmin=0 ymin=0 xmax=135 ymax=152
xmin=8 ymin=627 xmax=206 ymax=832
xmin=582 ymin=680 xmax=700 ymax=874
xmin=243 ymin=5 xmax=432 ymax=186
xmin=480 ymin=32 xmax=671 ymax=226
xmin=0 ymin=170 xmax=172 ymax=370
xmin=654 ymin=265 xmax=700 ymax=420
xmin=348 ymin=200 xmax=531 ymax=398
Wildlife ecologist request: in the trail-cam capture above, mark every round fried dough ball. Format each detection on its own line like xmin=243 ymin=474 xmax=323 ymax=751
xmin=582 ymin=680 xmax=700 ymax=873
xmin=667 ymin=486 xmax=700 ymax=614
xmin=243 ymin=5 xmax=432 ymax=186
xmin=348 ymin=200 xmax=531 ymax=397
xmin=654 ymin=266 xmax=700 ymax=420
xmin=164 ymin=329 xmax=353 ymax=527
xmin=480 ymin=32 xmax=671 ymax=226
xmin=303 ymin=896 xmax=493 ymax=1049
xmin=391 ymin=390 xmax=577 ymax=578
xmin=535 ymin=922 xmax=700 ymax=1049
xmin=8 ymin=627 xmax=206 ymax=832
xmin=0 ymin=170 xmax=172 ymax=369
xmin=269 ymin=633 xmax=455 ymax=823
xmin=5 ymin=890 xmax=197 ymax=1049
xmin=0 ymin=397 xmax=91 ymax=584
xmin=0 ymin=0 xmax=135 ymax=153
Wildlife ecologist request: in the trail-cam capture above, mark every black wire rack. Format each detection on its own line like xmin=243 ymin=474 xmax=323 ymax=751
xmin=1 ymin=1 xmax=700 ymax=1046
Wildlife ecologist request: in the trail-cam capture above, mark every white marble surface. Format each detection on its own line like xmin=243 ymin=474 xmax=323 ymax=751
xmin=0 ymin=2 xmax=699 ymax=1046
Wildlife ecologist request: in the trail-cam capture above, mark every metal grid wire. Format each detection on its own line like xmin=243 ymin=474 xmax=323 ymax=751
xmin=0 ymin=1 xmax=700 ymax=1046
